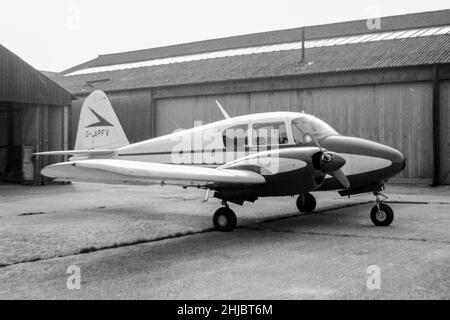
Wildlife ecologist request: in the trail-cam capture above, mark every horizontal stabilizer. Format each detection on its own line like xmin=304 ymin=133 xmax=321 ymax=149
xmin=33 ymin=150 xmax=115 ymax=157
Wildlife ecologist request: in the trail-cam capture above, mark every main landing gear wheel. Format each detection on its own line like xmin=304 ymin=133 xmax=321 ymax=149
xmin=296 ymin=193 xmax=316 ymax=212
xmin=370 ymin=203 xmax=394 ymax=226
xmin=213 ymin=206 xmax=237 ymax=232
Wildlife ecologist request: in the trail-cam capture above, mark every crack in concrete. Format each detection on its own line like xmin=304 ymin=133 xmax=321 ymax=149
xmin=384 ymin=200 xmax=429 ymax=204
xmin=239 ymin=226 xmax=450 ymax=245
xmin=13 ymin=205 xmax=133 ymax=217
xmin=243 ymin=201 xmax=372 ymax=226
xmin=0 ymin=228 xmax=215 ymax=268
xmin=18 ymin=212 xmax=46 ymax=216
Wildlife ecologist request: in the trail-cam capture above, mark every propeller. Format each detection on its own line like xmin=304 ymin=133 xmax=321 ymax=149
xmin=307 ymin=133 xmax=350 ymax=189
xmin=329 ymin=168 xmax=350 ymax=189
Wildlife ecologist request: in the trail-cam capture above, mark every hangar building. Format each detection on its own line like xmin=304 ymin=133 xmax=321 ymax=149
xmin=0 ymin=44 xmax=72 ymax=185
xmin=52 ymin=10 xmax=450 ymax=184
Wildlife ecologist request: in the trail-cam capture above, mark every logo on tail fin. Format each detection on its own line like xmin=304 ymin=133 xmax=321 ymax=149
xmin=85 ymin=107 xmax=114 ymax=128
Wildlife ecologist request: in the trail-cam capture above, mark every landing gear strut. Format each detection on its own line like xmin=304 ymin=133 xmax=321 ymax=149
xmin=370 ymin=188 xmax=394 ymax=226
xmin=213 ymin=203 xmax=237 ymax=232
xmin=296 ymin=193 xmax=316 ymax=212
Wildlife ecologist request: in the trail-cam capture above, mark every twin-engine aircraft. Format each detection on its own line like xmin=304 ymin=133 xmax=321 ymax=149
xmin=36 ymin=90 xmax=405 ymax=231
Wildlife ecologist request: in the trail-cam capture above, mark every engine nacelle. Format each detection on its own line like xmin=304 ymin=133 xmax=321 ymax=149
xmin=217 ymin=147 xmax=327 ymax=200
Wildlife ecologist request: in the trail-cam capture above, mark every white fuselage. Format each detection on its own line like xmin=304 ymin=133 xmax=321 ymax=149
xmin=102 ymin=112 xmax=397 ymax=181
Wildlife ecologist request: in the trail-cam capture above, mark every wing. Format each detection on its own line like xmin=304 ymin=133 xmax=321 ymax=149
xmin=41 ymin=159 xmax=266 ymax=187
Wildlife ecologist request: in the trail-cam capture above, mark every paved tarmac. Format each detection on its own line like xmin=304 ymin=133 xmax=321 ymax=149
xmin=0 ymin=182 xmax=449 ymax=299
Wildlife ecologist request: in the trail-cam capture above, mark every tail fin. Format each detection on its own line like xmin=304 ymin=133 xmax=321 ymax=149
xmin=75 ymin=90 xmax=129 ymax=150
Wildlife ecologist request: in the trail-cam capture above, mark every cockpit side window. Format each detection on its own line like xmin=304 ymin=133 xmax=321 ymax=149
xmin=291 ymin=116 xmax=338 ymax=144
xmin=292 ymin=122 xmax=312 ymax=144
xmin=251 ymin=122 xmax=289 ymax=146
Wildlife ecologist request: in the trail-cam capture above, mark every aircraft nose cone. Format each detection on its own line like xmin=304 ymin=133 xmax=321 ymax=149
xmin=321 ymin=151 xmax=346 ymax=172
xmin=386 ymin=147 xmax=406 ymax=174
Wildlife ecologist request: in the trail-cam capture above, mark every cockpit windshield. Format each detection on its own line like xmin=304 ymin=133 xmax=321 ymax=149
xmin=291 ymin=115 xmax=338 ymax=144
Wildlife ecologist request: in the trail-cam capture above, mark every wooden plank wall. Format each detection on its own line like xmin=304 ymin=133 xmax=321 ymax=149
xmin=155 ymin=82 xmax=433 ymax=179
xmin=440 ymin=81 xmax=450 ymax=184
xmin=48 ymin=106 xmax=64 ymax=165
xmin=21 ymin=104 xmax=40 ymax=184
xmin=20 ymin=104 xmax=66 ymax=184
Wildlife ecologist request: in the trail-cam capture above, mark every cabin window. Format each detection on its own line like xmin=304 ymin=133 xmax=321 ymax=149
xmin=222 ymin=124 xmax=248 ymax=150
xmin=251 ymin=122 xmax=288 ymax=146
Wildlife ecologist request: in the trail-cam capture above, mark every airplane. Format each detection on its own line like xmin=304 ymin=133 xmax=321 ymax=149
xmin=35 ymin=90 xmax=406 ymax=232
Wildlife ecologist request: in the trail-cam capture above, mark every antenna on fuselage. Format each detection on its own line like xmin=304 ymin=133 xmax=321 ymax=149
xmin=215 ymin=100 xmax=230 ymax=119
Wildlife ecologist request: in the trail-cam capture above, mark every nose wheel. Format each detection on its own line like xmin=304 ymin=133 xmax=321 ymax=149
xmin=213 ymin=205 xmax=237 ymax=232
xmin=370 ymin=190 xmax=394 ymax=226
xmin=296 ymin=193 xmax=317 ymax=212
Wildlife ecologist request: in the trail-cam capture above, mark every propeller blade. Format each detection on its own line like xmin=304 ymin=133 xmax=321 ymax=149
xmin=307 ymin=133 xmax=325 ymax=153
xmin=330 ymin=169 xmax=350 ymax=189
xmin=307 ymin=133 xmax=332 ymax=161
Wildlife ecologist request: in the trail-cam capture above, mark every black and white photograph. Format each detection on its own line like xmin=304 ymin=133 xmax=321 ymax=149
xmin=0 ymin=0 xmax=449 ymax=304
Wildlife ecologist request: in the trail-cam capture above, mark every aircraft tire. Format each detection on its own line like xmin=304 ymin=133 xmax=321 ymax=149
xmin=370 ymin=203 xmax=394 ymax=226
xmin=296 ymin=193 xmax=316 ymax=212
xmin=213 ymin=207 xmax=237 ymax=232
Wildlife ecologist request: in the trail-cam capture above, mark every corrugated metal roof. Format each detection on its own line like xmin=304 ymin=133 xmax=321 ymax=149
xmin=0 ymin=44 xmax=73 ymax=105
xmin=55 ymin=35 xmax=450 ymax=94
xmin=66 ymin=25 xmax=450 ymax=76
xmin=63 ymin=9 xmax=450 ymax=73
